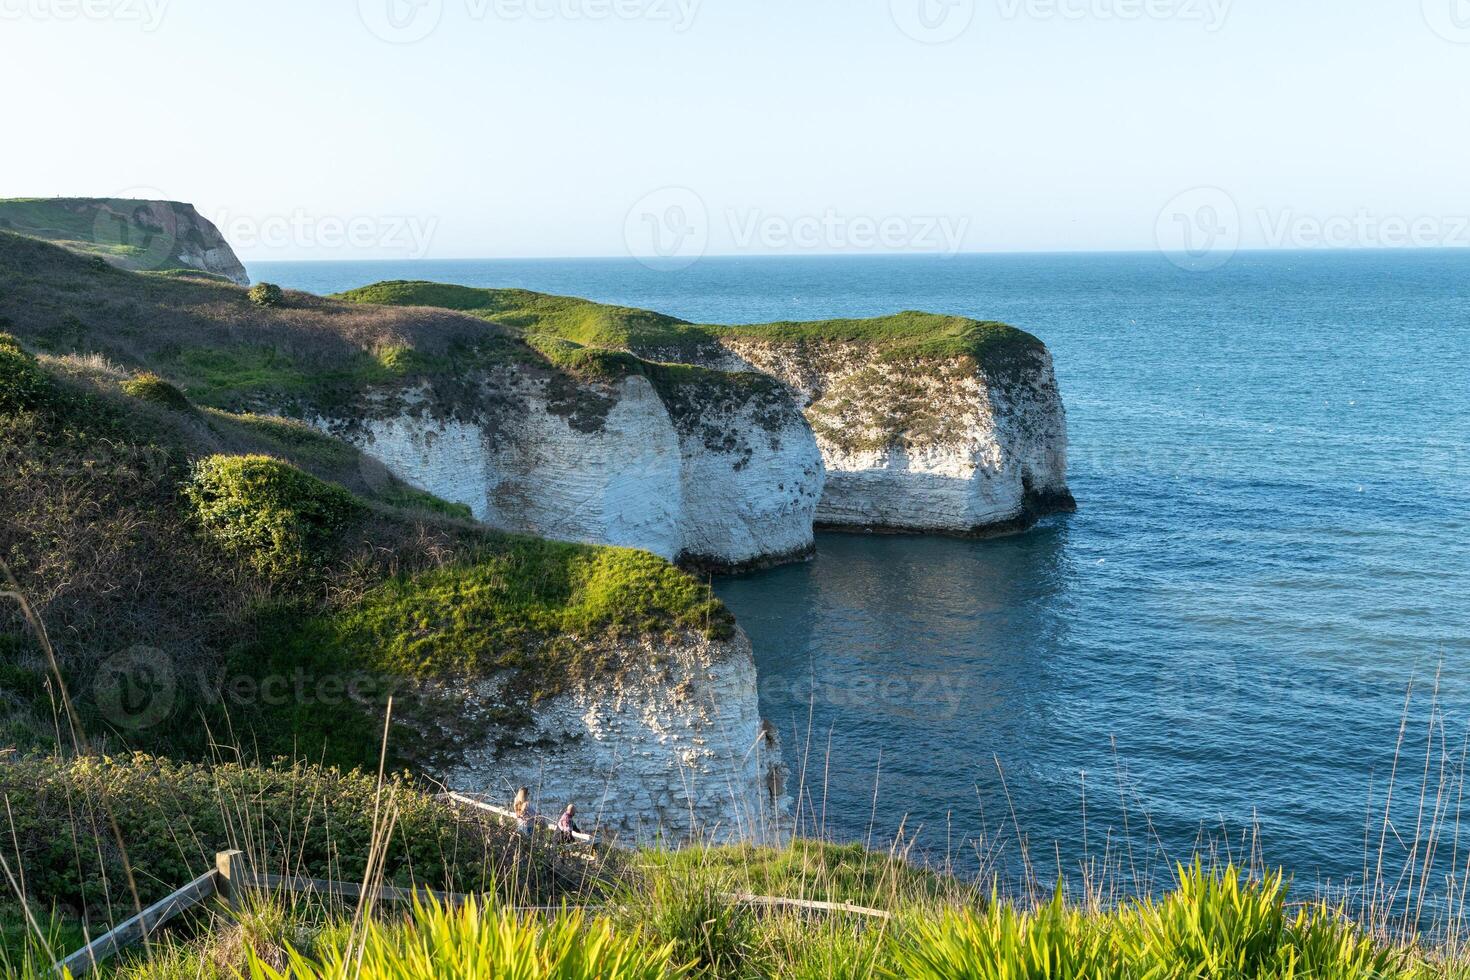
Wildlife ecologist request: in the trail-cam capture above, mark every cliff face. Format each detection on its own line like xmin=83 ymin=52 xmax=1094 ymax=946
xmin=314 ymin=367 xmax=824 ymax=572
xmin=330 ymin=285 xmax=1075 ymax=542
xmin=0 ymin=198 xmax=250 ymax=285
xmin=710 ymin=337 xmax=1074 ymax=535
xmin=445 ymin=629 xmax=787 ymax=843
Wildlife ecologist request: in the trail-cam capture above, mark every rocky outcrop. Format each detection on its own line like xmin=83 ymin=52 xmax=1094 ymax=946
xmin=0 ymin=197 xmax=249 ymax=285
xmin=322 ymin=283 xmax=1074 ymax=552
xmin=690 ymin=337 xmax=1074 ymax=536
xmin=314 ymin=366 xmax=824 ymax=572
xmin=444 ymin=629 xmax=788 ymax=844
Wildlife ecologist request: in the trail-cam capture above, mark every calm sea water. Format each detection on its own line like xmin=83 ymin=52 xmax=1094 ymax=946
xmin=253 ymin=252 xmax=1470 ymax=896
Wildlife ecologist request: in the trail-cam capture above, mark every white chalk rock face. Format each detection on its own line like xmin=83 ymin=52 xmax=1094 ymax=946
xmin=713 ymin=339 xmax=1074 ymax=535
xmin=339 ymin=414 xmax=495 ymax=518
xmin=662 ymin=382 xmax=825 ymax=570
xmin=315 ymin=370 xmax=824 ymax=570
xmin=445 ymin=630 xmax=788 ymax=844
xmin=486 ymin=375 xmax=687 ymax=558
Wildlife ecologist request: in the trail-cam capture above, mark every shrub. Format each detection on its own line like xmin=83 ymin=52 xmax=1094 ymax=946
xmin=120 ymin=371 xmax=193 ymax=412
xmin=0 ymin=333 xmax=51 ymax=414
xmin=378 ymin=482 xmax=474 ymax=520
xmin=247 ymin=282 xmax=285 ymax=307
xmin=185 ymin=454 xmax=364 ymax=580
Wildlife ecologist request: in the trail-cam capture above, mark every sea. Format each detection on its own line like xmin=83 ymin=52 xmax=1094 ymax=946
xmin=252 ymin=250 xmax=1470 ymax=902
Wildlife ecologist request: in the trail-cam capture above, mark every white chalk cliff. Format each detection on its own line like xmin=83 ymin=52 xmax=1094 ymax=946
xmin=444 ymin=629 xmax=787 ymax=844
xmin=663 ymin=336 xmax=1075 ymax=536
xmin=315 ymin=366 xmax=824 ymax=571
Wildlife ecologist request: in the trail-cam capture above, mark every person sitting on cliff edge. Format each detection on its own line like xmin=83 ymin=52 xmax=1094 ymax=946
xmin=557 ymin=802 xmax=581 ymax=842
xmin=513 ymin=786 xmax=539 ymax=836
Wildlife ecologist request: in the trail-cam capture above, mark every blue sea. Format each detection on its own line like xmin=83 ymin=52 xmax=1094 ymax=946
xmin=253 ymin=251 xmax=1470 ymax=900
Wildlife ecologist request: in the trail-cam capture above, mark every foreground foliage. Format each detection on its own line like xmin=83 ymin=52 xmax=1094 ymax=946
xmin=892 ymin=864 xmax=1412 ymax=979
xmin=48 ymin=861 xmax=1462 ymax=979
xmin=246 ymin=898 xmax=684 ymax=980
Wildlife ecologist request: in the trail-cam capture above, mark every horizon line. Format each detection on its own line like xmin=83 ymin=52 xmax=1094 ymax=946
xmin=239 ymin=244 xmax=1470 ymax=265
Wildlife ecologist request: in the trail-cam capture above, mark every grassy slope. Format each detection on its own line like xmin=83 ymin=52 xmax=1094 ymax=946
xmin=0 ymin=230 xmax=526 ymax=417
xmin=0 ymin=198 xmax=136 ymax=252
xmin=0 ymin=322 xmax=733 ymax=774
xmin=0 ymin=233 xmax=780 ymax=438
xmin=333 ymin=280 xmax=1047 ymax=374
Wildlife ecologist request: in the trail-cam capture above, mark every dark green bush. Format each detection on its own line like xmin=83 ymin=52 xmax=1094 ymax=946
xmin=247 ymin=282 xmax=285 ymax=307
xmin=0 ymin=333 xmax=51 ymax=414
xmin=184 ymin=454 xmax=364 ymax=580
xmin=120 ymin=371 xmax=193 ymax=412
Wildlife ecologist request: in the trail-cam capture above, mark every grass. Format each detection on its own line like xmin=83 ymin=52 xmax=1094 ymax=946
xmin=334 ymin=281 xmax=705 ymax=352
xmin=158 ymin=344 xmax=429 ymax=413
xmin=638 ymin=840 xmax=977 ymax=911
xmin=27 ymin=857 xmax=1464 ymax=979
xmin=333 ymin=543 xmax=734 ymax=682
xmin=0 ymin=231 xmax=519 ymax=421
xmin=332 ymin=280 xmax=1045 ymax=376
xmin=0 ymin=198 xmax=133 ymax=244
xmin=0 ymin=753 xmax=578 ymax=913
xmin=246 ymin=898 xmax=684 ymax=980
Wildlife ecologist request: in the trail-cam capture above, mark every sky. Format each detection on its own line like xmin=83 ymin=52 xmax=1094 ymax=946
xmin=4 ymin=0 xmax=1469 ymax=261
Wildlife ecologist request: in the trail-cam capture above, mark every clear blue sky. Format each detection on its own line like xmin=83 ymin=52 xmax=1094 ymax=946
xmin=5 ymin=0 xmax=1468 ymax=260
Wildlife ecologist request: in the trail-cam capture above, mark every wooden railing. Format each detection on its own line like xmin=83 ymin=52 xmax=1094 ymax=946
xmin=439 ymin=790 xmax=600 ymax=844
xmin=55 ymin=870 xmax=219 ymax=978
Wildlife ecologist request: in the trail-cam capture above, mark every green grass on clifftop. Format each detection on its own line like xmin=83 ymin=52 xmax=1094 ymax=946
xmin=335 ymin=280 xmax=705 ymax=350
xmin=333 ymin=280 xmax=1046 ymax=374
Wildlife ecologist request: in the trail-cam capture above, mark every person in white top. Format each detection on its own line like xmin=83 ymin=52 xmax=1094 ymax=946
xmin=513 ymin=786 xmax=538 ymax=835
